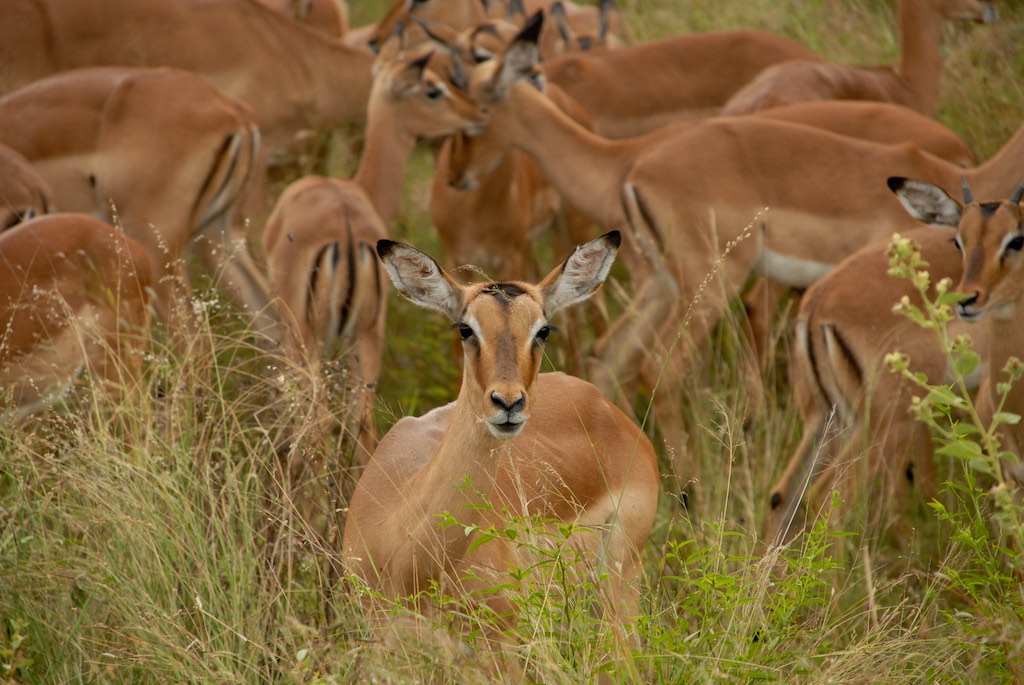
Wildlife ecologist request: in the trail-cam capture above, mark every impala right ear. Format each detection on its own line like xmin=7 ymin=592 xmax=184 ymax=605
xmin=484 ymin=10 xmax=543 ymax=101
xmin=888 ymin=177 xmax=963 ymax=227
xmin=377 ymin=240 xmax=463 ymax=320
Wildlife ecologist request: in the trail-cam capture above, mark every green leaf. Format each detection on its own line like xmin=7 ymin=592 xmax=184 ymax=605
xmin=936 ymin=439 xmax=982 ymax=461
xmin=953 ymin=350 xmax=981 ymax=378
xmin=992 ymin=411 xmax=1021 ymax=426
xmin=925 ymin=385 xmax=963 ymax=408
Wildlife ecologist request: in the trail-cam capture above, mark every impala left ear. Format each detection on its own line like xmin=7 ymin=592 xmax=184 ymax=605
xmin=539 ymin=230 xmax=620 ymax=316
xmin=888 ymin=177 xmax=963 ymax=227
xmin=377 ymin=240 xmax=463 ymax=320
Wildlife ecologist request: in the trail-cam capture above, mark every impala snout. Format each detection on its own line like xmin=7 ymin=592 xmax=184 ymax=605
xmin=956 ymin=290 xmax=985 ymax=322
xmin=486 ymin=387 xmax=529 ymax=438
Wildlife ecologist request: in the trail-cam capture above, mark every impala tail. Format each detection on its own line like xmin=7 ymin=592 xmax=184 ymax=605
xmin=307 ymin=210 xmax=385 ymax=362
xmin=195 ymin=123 xmax=261 ymax=235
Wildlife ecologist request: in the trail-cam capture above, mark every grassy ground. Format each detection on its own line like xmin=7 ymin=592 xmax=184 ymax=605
xmin=3 ymin=0 xmax=1024 ymax=682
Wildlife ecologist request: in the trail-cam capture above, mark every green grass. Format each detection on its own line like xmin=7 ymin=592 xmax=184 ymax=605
xmin=3 ymin=0 xmax=1024 ymax=682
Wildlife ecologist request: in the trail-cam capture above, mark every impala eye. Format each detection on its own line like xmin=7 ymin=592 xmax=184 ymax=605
xmin=456 ymin=322 xmax=474 ymax=340
xmin=535 ymin=325 xmax=553 ymax=344
xmin=952 ymin=235 xmax=964 ymax=254
xmin=425 ymin=84 xmax=445 ymax=100
xmin=1007 ymin=234 xmax=1024 ymax=253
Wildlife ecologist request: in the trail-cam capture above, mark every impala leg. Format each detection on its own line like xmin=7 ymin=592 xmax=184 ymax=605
xmin=193 ymin=218 xmax=278 ymax=342
xmin=589 ymin=271 xmax=677 ymax=405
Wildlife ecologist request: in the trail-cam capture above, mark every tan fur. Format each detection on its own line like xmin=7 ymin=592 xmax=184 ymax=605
xmin=0 ymin=66 xmax=271 ymax=335
xmin=766 ymin=227 xmax=978 ymax=543
xmin=0 ymin=214 xmax=151 ymax=419
xmin=257 ymin=0 xmax=349 ymax=37
xmin=950 ymin=190 xmax=1024 ymax=467
xmin=263 ymin=50 xmax=489 ymax=463
xmin=0 ymin=144 xmax=54 ymax=229
xmin=722 ymin=0 xmax=996 ymax=117
xmin=541 ymin=29 xmax=820 ymax=138
xmin=344 ymin=233 xmax=659 ymax=662
xmin=464 ymin=19 xmax=1024 ymax=487
xmin=0 ymin=0 xmax=374 ymax=173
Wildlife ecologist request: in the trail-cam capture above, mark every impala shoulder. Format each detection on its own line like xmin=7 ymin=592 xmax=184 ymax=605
xmin=370 ymin=402 xmax=454 ymax=473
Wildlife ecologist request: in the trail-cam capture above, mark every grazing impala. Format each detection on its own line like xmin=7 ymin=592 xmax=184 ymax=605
xmin=343 ymin=230 xmax=658 ymax=657
xmin=460 ymin=13 xmax=1024 ymax=489
xmin=764 ymin=226 xmax=975 ymax=543
xmin=0 ymin=145 xmax=54 ymax=230
xmin=722 ymin=0 xmax=997 ymax=117
xmin=539 ymin=23 xmax=821 ymax=138
xmin=0 ymin=67 xmax=272 ymax=336
xmin=0 ymin=214 xmax=152 ymax=421
xmin=263 ymin=47 xmax=489 ymax=462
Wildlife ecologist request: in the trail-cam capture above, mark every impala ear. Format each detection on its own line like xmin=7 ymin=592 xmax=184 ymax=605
xmin=550 ymin=1 xmax=573 ymax=45
xmin=539 ymin=230 xmax=621 ymax=316
xmin=377 ymin=240 xmax=463 ymax=320
xmin=485 ymin=10 xmax=543 ymax=101
xmin=389 ymin=50 xmax=434 ymax=96
xmin=599 ymin=0 xmax=619 ymax=40
xmin=888 ymin=177 xmax=963 ymax=227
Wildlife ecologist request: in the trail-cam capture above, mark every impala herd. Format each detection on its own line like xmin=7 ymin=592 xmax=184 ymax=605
xmin=1 ymin=0 xmax=1021 ymax=665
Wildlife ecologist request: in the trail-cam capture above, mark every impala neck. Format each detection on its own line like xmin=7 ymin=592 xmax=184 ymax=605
xmin=897 ymin=0 xmax=947 ymax=115
xmin=353 ymin=110 xmax=419 ymax=226
xmin=312 ymin=42 xmax=375 ymax=131
xmin=498 ymin=82 xmax=645 ymax=229
xmin=965 ymin=123 xmax=1024 ymax=198
xmin=402 ymin=382 xmax=511 ymax=568
xmin=983 ymin=307 xmax=1024 ymax=440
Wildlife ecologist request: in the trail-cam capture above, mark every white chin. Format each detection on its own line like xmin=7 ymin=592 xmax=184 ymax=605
xmin=487 ymin=421 xmax=525 ymax=439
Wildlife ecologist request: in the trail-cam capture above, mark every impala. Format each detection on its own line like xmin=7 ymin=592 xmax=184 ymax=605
xmin=722 ymin=0 xmax=997 ymax=117
xmin=0 ymin=145 xmax=54 ymax=230
xmin=263 ymin=47 xmax=489 ymax=463
xmin=894 ymin=178 xmax=1024 ymax=479
xmin=764 ymin=226 xmax=976 ymax=544
xmin=736 ymin=99 xmax=977 ymax=364
xmin=343 ymin=230 xmax=659 ymax=658
xmin=0 ymin=66 xmax=272 ymax=336
xmin=1 ymin=0 xmax=374 ymax=178
xmin=539 ymin=21 xmax=821 ymax=138
xmin=0 ymin=214 xmax=152 ymax=421
xmin=460 ymin=13 xmax=1024 ymax=489
xmin=362 ymin=0 xmax=623 ymax=57
xmin=432 ymin=78 xmax=602 ymax=375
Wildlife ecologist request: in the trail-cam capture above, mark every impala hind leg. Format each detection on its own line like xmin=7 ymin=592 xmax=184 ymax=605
xmin=192 ymin=219 xmax=278 ymax=342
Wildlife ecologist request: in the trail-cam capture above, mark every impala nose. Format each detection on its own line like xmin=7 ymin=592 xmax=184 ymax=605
xmin=490 ymin=391 xmax=525 ymax=414
xmin=957 ymin=291 xmax=982 ymax=319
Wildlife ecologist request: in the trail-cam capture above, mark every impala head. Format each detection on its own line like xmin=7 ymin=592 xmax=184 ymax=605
xmin=371 ymin=39 xmax=490 ymax=140
xmin=550 ymin=0 xmax=617 ymax=53
xmin=446 ymin=11 xmax=546 ymax=190
xmin=378 ymin=230 xmax=620 ymax=439
xmin=890 ymin=176 xmax=1024 ymax=322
